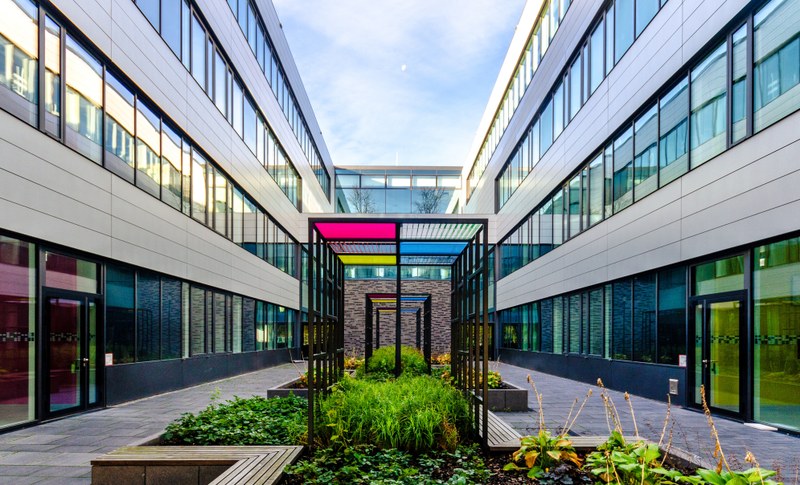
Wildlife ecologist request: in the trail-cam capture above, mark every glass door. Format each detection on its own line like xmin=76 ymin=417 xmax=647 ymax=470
xmin=43 ymin=291 xmax=99 ymax=417
xmin=693 ymin=296 xmax=745 ymax=416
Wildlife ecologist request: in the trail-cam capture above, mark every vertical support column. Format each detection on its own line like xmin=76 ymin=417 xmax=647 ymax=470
xmin=376 ymin=311 xmax=381 ymax=349
xmin=416 ymin=308 xmax=421 ymax=350
xmin=481 ymin=226 xmax=489 ymax=445
xmin=365 ymin=296 xmax=373 ymax=363
xmin=424 ymin=296 xmax=432 ymax=374
xmin=395 ymin=223 xmax=402 ymax=378
xmin=307 ymin=225 xmax=316 ymax=447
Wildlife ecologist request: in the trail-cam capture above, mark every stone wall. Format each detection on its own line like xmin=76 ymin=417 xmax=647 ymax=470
xmin=343 ymin=280 xmax=451 ymax=356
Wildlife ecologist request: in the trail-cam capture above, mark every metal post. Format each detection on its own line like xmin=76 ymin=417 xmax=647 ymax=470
xmin=416 ymin=308 xmax=421 ymax=350
xmin=395 ymin=224 xmax=402 ymax=378
xmin=307 ymin=225 xmax=315 ymax=447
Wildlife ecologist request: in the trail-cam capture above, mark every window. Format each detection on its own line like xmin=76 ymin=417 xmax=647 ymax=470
xmin=242 ymin=197 xmax=257 ymax=256
xmin=659 ymin=78 xmax=689 ymax=185
xmin=161 ymin=123 xmax=182 ymax=210
xmin=604 ymin=144 xmax=613 ymax=217
xmin=612 ymin=127 xmax=633 ymax=213
xmin=588 ymin=154 xmax=603 ymax=227
xmin=569 ymin=56 xmax=582 ymax=120
xmin=568 ymin=174 xmax=581 ymax=239
xmin=632 ymin=273 xmax=656 ymax=362
xmin=137 ymin=0 xmax=159 ymax=31
xmin=66 ymin=35 xmax=103 ymax=164
xmin=161 ymin=0 xmax=181 ymax=57
xmin=190 ymin=13 xmax=205 ymax=89
xmin=0 ymin=0 xmax=38 ymax=125
xmin=232 ymin=80 xmax=243 ymax=137
xmin=539 ymin=201 xmax=553 ymax=257
xmin=541 ymin=98 xmax=553 ymax=153
xmin=540 ymin=298 xmax=554 ymax=352
xmin=213 ymin=292 xmax=226 ymax=353
xmin=242 ymin=297 xmax=256 ymax=352
xmin=657 ymin=266 xmax=686 ymax=365
xmin=137 ymin=272 xmax=161 ymax=362
xmin=161 ymin=277 xmax=182 ymax=360
xmin=731 ymin=25 xmax=747 ymax=143
xmin=633 ymin=104 xmax=658 ymax=201
xmin=553 ymin=80 xmax=564 ymax=139
xmin=615 ymin=0 xmax=634 ymax=63
xmin=635 ymin=0 xmax=659 ymax=37
xmin=606 ymin=3 xmax=615 ymax=74
xmin=568 ymin=294 xmax=582 ymax=353
xmin=43 ymin=16 xmax=61 ymax=137
xmin=211 ymin=168 xmax=228 ymax=236
xmin=693 ymin=255 xmax=744 ymax=295
xmin=191 ymin=150 xmax=207 ymax=223
xmin=690 ymin=43 xmax=727 ymax=168
xmin=181 ymin=0 xmax=190 ymax=69
xmin=590 ymin=19 xmax=605 ymax=93
xmin=214 ymin=48 xmax=227 ymax=116
xmin=611 ymin=279 xmax=632 ymax=360
xmin=136 ymin=100 xmax=162 ymax=197
xmin=754 ymin=0 xmax=800 ymax=132
xmin=754 ymin=236 xmax=800 ymax=431
xmin=231 ymin=188 xmax=244 ymax=245
xmin=243 ymin=96 xmax=256 ymax=154
xmin=104 ymin=73 xmax=135 ymax=181
xmin=588 ymin=288 xmax=604 ymax=356
xmin=106 ymin=265 xmax=135 ymax=365
xmin=552 ymin=190 xmax=564 ymax=247
xmin=190 ymin=286 xmax=205 ymax=355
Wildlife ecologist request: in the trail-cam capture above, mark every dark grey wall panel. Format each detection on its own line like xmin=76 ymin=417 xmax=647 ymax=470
xmin=105 ymin=349 xmax=294 ymax=405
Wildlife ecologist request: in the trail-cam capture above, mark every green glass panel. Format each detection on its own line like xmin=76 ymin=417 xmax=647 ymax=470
xmin=753 ymin=236 xmax=800 ymax=431
xmin=693 ymin=255 xmax=744 ymax=295
xmin=709 ymin=300 xmax=740 ymax=413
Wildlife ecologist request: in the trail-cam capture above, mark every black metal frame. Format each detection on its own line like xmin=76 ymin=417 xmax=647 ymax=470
xmin=364 ymin=293 xmax=433 ymax=373
xmin=450 ymin=222 xmax=490 ymax=447
xmin=307 ymin=216 xmax=488 ymax=446
xmin=307 ymin=222 xmax=345 ymax=448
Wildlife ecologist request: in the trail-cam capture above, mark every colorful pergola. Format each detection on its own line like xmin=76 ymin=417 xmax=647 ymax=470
xmin=364 ymin=293 xmax=432 ymax=371
xmin=306 ymin=218 xmax=491 ymax=448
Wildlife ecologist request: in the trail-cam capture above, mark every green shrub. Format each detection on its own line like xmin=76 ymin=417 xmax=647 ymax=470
xmin=366 ymin=345 xmax=429 ymax=376
xmin=317 ymin=374 xmax=469 ymax=452
xmin=284 ymin=444 xmax=490 ymax=484
xmin=162 ymin=394 xmax=306 ymax=446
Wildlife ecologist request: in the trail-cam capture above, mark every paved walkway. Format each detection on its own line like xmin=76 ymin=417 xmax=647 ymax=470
xmin=495 ymin=362 xmax=800 ymax=480
xmin=0 ymin=363 xmax=300 ymax=485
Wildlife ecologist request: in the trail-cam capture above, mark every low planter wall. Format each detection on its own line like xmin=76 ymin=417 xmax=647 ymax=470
xmin=479 ymin=381 xmax=528 ymax=412
xmin=266 ymin=377 xmax=308 ymax=399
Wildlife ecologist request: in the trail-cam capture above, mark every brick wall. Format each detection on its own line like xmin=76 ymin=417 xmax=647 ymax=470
xmin=343 ymin=280 xmax=451 ymax=356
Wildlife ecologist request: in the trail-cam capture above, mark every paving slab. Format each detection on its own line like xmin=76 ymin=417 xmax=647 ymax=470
xmin=495 ymin=362 xmax=800 ymax=481
xmin=0 ymin=363 xmax=298 ymax=484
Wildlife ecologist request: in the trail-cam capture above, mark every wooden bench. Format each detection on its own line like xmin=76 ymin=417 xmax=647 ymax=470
xmin=91 ymin=445 xmax=303 ymax=485
xmin=477 ymin=408 xmax=524 ymax=452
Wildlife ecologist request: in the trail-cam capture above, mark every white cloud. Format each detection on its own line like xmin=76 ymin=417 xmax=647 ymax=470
xmin=273 ymin=0 xmax=525 ymax=167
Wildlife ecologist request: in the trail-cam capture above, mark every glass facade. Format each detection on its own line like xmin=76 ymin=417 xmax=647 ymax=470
xmin=0 ymin=0 xmax=301 ymax=278
xmin=336 ymin=168 xmax=461 ymax=214
xmin=498 ymin=0 xmax=800 ymax=279
xmin=494 ymin=0 xmax=670 ymax=208
xmin=0 ymin=236 xmax=36 ymax=429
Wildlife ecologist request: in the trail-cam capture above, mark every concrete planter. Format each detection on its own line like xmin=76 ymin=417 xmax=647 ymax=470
xmin=478 ymin=381 xmax=528 ymax=412
xmin=266 ymin=377 xmax=308 ymax=399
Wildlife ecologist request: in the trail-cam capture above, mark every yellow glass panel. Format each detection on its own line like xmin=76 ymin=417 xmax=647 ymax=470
xmin=339 ymin=255 xmax=396 ymax=265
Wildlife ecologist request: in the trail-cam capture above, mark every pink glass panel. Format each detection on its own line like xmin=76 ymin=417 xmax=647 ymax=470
xmin=48 ymin=298 xmax=81 ymax=412
xmin=315 ymin=222 xmax=396 ymax=240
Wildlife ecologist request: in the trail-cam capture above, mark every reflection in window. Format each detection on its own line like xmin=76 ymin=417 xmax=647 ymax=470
xmin=634 ymin=104 xmax=658 ymax=201
xmin=632 ymin=273 xmax=656 ymax=362
xmin=106 ymin=265 xmax=135 ymax=364
xmin=690 ymin=43 xmax=727 ymax=168
xmin=66 ymin=35 xmax=103 ymax=164
xmin=612 ymin=127 xmax=633 ymax=213
xmin=657 ymin=266 xmax=686 ymax=365
xmin=612 ymin=280 xmax=632 ymax=360
xmin=635 ymin=0 xmax=659 ymax=37
xmin=569 ymin=56 xmax=582 ymax=120
xmin=588 ymin=154 xmax=603 ymax=227
xmin=44 ymin=17 xmax=60 ymax=137
xmin=731 ymin=25 xmax=748 ymax=143
xmin=104 ymin=73 xmax=135 ymax=181
xmin=190 ymin=13 xmax=205 ymax=89
xmin=754 ymin=236 xmax=800 ymax=431
xmin=615 ymin=0 xmax=634 ymax=63
xmin=0 ymin=0 xmax=38 ymax=125
xmin=191 ymin=150 xmax=207 ymax=223
xmin=659 ymin=78 xmax=689 ymax=185
xmin=161 ymin=123 xmax=182 ymax=210
xmin=754 ymin=0 xmax=800 ymax=132
xmin=136 ymin=272 xmax=161 ymax=362
xmin=567 ymin=174 xmax=581 ymax=239
xmin=590 ymin=19 xmax=604 ymax=94
xmin=136 ymin=100 xmax=161 ymax=197
xmin=161 ymin=0 xmax=181 ymax=57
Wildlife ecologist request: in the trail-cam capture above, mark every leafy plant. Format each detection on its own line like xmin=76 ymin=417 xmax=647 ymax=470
xmin=366 ymin=345 xmax=429 ymax=376
xmin=284 ymin=444 xmax=490 ymax=484
xmin=316 ymin=374 xmax=469 ymax=452
xmin=433 ymin=352 xmax=451 ymax=365
xmin=690 ymin=467 xmax=780 ymax=485
xmin=483 ymin=370 xmax=502 ymax=389
xmin=344 ymin=355 xmax=364 ymax=370
xmin=504 ymin=429 xmax=581 ymax=478
xmin=163 ymin=394 xmax=306 ymax=446
xmin=585 ymin=431 xmax=687 ymax=484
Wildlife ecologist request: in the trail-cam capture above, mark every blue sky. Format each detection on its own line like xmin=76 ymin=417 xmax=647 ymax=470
xmin=272 ymin=1 xmax=526 ymax=167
